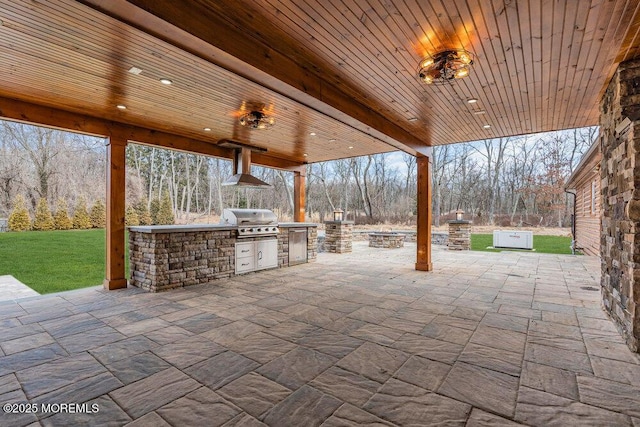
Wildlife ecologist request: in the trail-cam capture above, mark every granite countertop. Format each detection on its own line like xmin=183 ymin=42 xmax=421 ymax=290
xmin=129 ymin=222 xmax=318 ymax=233
xmin=128 ymin=224 xmax=237 ymax=233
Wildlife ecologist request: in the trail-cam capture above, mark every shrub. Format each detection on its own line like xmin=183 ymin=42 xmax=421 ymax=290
xmin=8 ymin=195 xmax=31 ymax=231
xmin=125 ymin=206 xmax=139 ymax=226
xmin=72 ymin=197 xmax=92 ymax=229
xmin=134 ymin=198 xmax=152 ymax=226
xmin=150 ymin=198 xmax=160 ymax=224
xmin=53 ymin=199 xmax=73 ymax=230
xmin=156 ymin=193 xmax=175 ymax=225
xmin=90 ymin=199 xmax=106 ymax=228
xmin=32 ymin=198 xmax=55 ymax=231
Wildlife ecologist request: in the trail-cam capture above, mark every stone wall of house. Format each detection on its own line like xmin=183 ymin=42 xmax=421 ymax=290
xmin=600 ymin=58 xmax=640 ymax=352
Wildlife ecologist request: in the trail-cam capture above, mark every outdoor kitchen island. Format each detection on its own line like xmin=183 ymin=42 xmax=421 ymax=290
xmin=128 ymin=219 xmax=317 ymax=292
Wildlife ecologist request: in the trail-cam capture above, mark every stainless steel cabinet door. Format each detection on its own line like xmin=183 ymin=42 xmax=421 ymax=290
xmin=256 ymin=239 xmax=278 ymax=269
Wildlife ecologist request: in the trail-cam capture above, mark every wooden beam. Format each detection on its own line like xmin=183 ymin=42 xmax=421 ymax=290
xmin=104 ymin=134 xmax=128 ymax=290
xmin=294 ymin=166 xmax=306 ymax=222
xmin=415 ymin=154 xmax=433 ymax=271
xmin=0 ymin=96 xmax=304 ymax=170
xmin=79 ymin=0 xmax=430 ymax=156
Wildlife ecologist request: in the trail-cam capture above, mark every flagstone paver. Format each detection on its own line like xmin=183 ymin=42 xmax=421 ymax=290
xmin=110 ymin=367 xmax=200 ymax=419
xmin=124 ymin=411 xmax=171 ymax=427
xmin=17 ymin=352 xmax=107 ymax=399
xmin=156 ymin=387 xmax=241 ymax=427
xmin=520 ymin=361 xmax=579 ymax=400
xmin=336 ymin=342 xmax=408 ymax=383
xmin=438 ymin=361 xmax=519 ymax=418
xmin=310 ymin=366 xmax=381 ymax=407
xmin=0 ymin=275 xmax=39 ymax=302
xmin=321 ymin=403 xmax=394 ymax=426
xmin=226 ymin=332 xmax=297 ymax=364
xmin=257 ymin=347 xmax=336 ymax=390
xmin=515 ymin=386 xmax=633 ymax=426
xmin=393 ymin=355 xmax=451 ymax=391
xmin=105 ymin=352 xmax=171 ymax=385
xmin=218 ymin=372 xmax=292 ymax=419
xmin=150 ymin=335 xmax=225 ymax=369
xmin=364 ymin=378 xmax=471 ymax=426
xmin=0 ymin=242 xmax=638 ymax=426
xmin=262 ymin=385 xmax=341 ymax=427
xmin=185 ymin=351 xmax=259 ymax=390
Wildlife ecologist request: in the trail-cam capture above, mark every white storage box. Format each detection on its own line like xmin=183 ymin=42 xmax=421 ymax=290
xmin=492 ymin=230 xmax=533 ymax=249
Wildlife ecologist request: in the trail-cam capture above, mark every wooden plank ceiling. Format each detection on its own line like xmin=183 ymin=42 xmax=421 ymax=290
xmin=1 ymin=0 xmax=639 ymax=164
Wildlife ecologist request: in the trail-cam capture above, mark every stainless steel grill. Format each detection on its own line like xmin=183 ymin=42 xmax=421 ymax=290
xmin=220 ymin=208 xmax=279 ymax=238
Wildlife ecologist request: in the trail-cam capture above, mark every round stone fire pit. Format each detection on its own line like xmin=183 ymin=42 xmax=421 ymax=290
xmin=368 ymin=232 xmax=405 ymax=248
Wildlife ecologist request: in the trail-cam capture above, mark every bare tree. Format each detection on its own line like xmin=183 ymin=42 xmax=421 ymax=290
xmin=471 ymin=138 xmax=509 ymax=225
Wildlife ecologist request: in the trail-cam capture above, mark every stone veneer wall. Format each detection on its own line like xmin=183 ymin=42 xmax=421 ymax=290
xmin=369 ymin=233 xmax=405 ymax=248
xmin=447 ymin=221 xmax=471 ymax=251
xmin=130 ymin=229 xmax=235 ymax=292
xmin=350 ymin=230 xmax=448 ymax=245
xmin=277 ymin=227 xmax=318 ymax=265
xmin=130 ymin=225 xmax=318 ymax=293
xmin=600 ymin=59 xmax=640 ymax=351
xmin=307 ymin=227 xmax=318 ymax=261
xmin=325 ymin=221 xmax=353 ymax=253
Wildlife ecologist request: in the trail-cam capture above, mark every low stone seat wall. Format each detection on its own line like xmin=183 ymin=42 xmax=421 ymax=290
xmin=353 ymin=230 xmax=448 ymax=245
xmin=369 ymin=232 xmax=405 ymax=248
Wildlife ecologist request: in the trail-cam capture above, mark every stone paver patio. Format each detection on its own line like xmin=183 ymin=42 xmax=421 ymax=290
xmin=0 ymin=242 xmax=639 ymax=426
xmin=0 ymin=276 xmax=39 ymax=303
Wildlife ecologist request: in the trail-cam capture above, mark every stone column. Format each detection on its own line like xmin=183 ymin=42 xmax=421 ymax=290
xmin=447 ymin=220 xmax=471 ymax=250
xmin=600 ymin=58 xmax=640 ymax=352
xmin=324 ymin=221 xmax=353 ymax=253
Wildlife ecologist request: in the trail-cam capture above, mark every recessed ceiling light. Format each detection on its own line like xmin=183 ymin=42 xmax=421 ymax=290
xmin=348 ymin=146 xmax=354 ymax=149
xmin=408 ymin=117 xmax=418 ymax=122
xmin=303 ymin=153 xmax=308 ymax=157
xmin=203 ymin=127 xmax=211 ymax=132
xmin=329 ymin=139 xmax=336 ymax=142
xmin=116 ymin=104 xmax=127 ymax=110
xmin=473 ymin=110 xmax=486 ymax=115
xmin=127 ymin=67 xmax=143 ymax=75
xmin=309 ymin=132 xmax=316 ymax=136
xmin=467 ymin=98 xmax=478 ymax=104
xmin=159 ymin=78 xmax=173 ymax=85
xmin=483 ymin=124 xmax=491 ymax=129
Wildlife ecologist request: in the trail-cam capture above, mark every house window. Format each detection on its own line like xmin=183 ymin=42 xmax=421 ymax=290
xmin=591 ymin=179 xmax=597 ymax=215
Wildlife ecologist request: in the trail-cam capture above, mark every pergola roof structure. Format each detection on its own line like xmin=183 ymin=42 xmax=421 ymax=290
xmin=1 ymin=0 xmax=639 ymax=165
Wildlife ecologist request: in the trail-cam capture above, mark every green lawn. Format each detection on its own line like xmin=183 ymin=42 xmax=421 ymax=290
xmin=471 ymin=234 xmax=573 ymax=255
xmin=0 ymin=229 xmax=129 ymax=294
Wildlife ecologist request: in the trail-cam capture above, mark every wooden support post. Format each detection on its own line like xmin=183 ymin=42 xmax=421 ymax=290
xmin=294 ymin=166 xmax=306 ymax=222
xmin=104 ymin=135 xmax=128 ymax=290
xmin=415 ymin=154 xmax=433 ymax=271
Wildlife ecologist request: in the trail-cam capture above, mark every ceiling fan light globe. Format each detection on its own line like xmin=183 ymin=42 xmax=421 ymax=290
xmin=420 ymin=58 xmax=434 ymax=68
xmin=455 ymin=68 xmax=469 ymax=78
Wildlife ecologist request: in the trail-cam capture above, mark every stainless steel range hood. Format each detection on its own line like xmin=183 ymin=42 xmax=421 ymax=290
xmin=218 ymin=139 xmax=272 ymax=188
